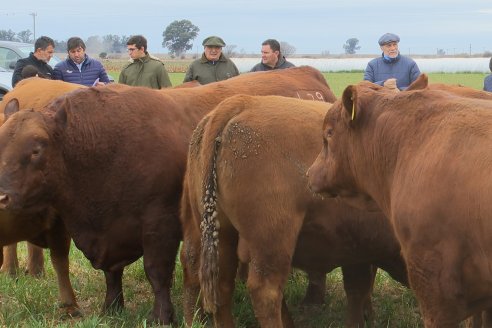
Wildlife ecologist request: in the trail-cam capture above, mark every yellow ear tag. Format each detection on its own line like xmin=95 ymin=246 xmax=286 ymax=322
xmin=351 ymin=100 xmax=356 ymax=120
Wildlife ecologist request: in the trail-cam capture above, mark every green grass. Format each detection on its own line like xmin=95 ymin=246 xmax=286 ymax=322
xmin=108 ymin=70 xmax=488 ymax=99
xmin=2 ymin=71 xmax=485 ymax=327
xmin=1 ymin=243 xmax=422 ymax=327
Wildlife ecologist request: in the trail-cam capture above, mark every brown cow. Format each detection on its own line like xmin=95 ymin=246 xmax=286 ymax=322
xmin=0 ymin=66 xmax=335 ymax=324
xmin=0 ymin=76 xmax=200 ymax=276
xmin=0 ymin=77 xmax=83 ymax=276
xmin=0 ymin=78 xmax=84 ymax=316
xmin=180 ymin=94 xmax=408 ymax=327
xmin=308 ymin=81 xmax=492 ymax=327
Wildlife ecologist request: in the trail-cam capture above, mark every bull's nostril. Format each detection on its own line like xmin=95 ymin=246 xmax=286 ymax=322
xmin=0 ymin=193 xmax=10 ymax=208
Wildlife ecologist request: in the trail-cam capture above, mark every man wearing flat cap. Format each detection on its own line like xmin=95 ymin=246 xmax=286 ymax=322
xmin=364 ymin=32 xmax=421 ymax=90
xmin=184 ymin=35 xmax=239 ymax=85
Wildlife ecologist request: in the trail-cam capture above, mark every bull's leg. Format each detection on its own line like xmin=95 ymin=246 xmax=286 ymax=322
xmin=302 ymin=270 xmax=326 ymax=305
xmin=46 ymin=223 xmax=80 ymax=317
xmin=405 ymin=247 xmax=465 ymax=328
xmin=464 ymin=312 xmax=482 ymax=327
xmin=281 ymin=298 xmax=295 ymax=328
xmin=236 ymin=261 xmax=249 ymax=282
xmin=247 ymin=250 xmax=293 ymax=328
xmin=482 ymin=308 xmax=492 ymax=327
xmin=26 ymin=242 xmax=44 ymax=276
xmin=342 ymin=263 xmax=377 ymax=328
xmin=1 ymin=244 xmax=19 ymax=275
xmin=212 ymin=223 xmax=239 ymax=328
xmin=181 ymin=236 xmax=205 ymax=326
xmin=103 ymin=269 xmax=124 ymax=312
xmin=142 ymin=217 xmax=180 ymax=326
xmin=181 ymin=181 xmax=207 ymax=327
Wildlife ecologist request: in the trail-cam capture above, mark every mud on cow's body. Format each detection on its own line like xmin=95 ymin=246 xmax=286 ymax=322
xmin=180 ymin=95 xmax=408 ymax=327
xmin=0 ymin=66 xmax=335 ymax=324
xmin=308 ymin=80 xmax=492 ymax=327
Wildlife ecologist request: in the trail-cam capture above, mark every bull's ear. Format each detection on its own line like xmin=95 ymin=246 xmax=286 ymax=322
xmin=4 ymin=98 xmax=20 ymax=121
xmin=406 ymin=74 xmax=428 ymax=91
xmin=54 ymin=104 xmax=68 ymax=128
xmin=342 ymin=85 xmax=358 ymax=121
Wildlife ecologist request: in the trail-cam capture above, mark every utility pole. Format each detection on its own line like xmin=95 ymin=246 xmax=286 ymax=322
xmin=29 ymin=12 xmax=37 ymax=42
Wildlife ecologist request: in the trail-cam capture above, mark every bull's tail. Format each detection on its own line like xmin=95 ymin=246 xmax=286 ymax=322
xmin=198 ymin=95 xmax=252 ymax=313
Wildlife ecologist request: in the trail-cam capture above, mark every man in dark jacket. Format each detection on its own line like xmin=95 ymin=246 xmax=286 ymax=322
xmin=12 ymin=36 xmax=55 ymax=87
xmin=250 ymin=39 xmax=295 ymax=72
xmin=184 ymin=36 xmax=239 ymax=85
xmin=364 ymin=33 xmax=420 ymax=91
xmin=53 ymin=37 xmax=110 ymax=86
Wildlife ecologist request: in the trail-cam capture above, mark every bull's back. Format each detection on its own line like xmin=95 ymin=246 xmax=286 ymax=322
xmin=0 ymin=78 xmax=84 ymax=114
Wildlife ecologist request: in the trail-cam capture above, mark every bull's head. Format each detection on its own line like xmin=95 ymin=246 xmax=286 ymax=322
xmin=0 ymin=99 xmax=58 ymax=211
xmin=307 ymin=83 xmax=380 ymax=211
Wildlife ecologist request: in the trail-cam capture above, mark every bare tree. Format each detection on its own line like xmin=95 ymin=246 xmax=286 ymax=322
xmin=280 ymin=41 xmax=296 ymax=57
xmin=223 ymin=44 xmax=237 ymax=57
xmin=17 ymin=30 xmax=33 ymax=43
xmin=0 ymin=29 xmax=19 ymax=41
xmin=85 ymin=35 xmax=104 ymax=54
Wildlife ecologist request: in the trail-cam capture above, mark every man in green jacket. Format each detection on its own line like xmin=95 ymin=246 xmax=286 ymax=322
xmin=119 ymin=35 xmax=172 ymax=89
xmin=183 ymin=36 xmax=239 ymax=85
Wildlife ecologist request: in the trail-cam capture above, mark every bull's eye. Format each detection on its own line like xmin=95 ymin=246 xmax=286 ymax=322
xmin=31 ymin=148 xmax=42 ymax=161
xmin=326 ymin=127 xmax=334 ymax=137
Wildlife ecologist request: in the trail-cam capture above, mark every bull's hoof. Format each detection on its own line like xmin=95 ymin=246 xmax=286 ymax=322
xmin=59 ymin=304 xmax=83 ymax=319
xmin=146 ymin=312 xmax=175 ymax=327
xmin=25 ymin=268 xmax=45 ymax=277
xmin=1 ymin=267 xmax=19 ymax=277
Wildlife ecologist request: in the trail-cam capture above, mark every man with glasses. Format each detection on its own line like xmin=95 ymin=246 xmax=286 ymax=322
xmin=364 ymin=33 xmax=420 ymax=91
xmin=119 ymin=35 xmax=171 ymax=89
xmin=12 ymin=36 xmax=55 ymax=87
xmin=53 ymin=37 xmax=110 ymax=86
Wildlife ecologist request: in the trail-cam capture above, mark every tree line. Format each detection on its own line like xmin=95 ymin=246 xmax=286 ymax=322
xmin=2 ymin=19 xmax=363 ymax=57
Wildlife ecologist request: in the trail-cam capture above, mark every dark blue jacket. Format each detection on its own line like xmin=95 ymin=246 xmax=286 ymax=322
xmin=53 ymin=55 xmax=110 ymax=86
xmin=364 ymin=53 xmax=420 ymax=90
xmin=484 ymin=74 xmax=492 ymax=92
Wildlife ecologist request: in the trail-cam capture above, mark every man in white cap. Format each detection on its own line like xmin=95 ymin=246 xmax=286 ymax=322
xmin=183 ymin=36 xmax=239 ymax=85
xmin=364 ymin=33 xmax=421 ymax=90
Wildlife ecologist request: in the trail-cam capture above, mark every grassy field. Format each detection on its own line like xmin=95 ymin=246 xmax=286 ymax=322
xmin=1 ymin=71 xmax=486 ymax=327
xmin=109 ymin=70 xmax=487 ymax=99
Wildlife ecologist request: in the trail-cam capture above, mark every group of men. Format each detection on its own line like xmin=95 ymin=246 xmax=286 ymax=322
xmin=11 ymin=33 xmax=492 ymax=92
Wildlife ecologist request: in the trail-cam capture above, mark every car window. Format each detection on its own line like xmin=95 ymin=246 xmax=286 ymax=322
xmin=0 ymin=47 xmax=21 ymax=71
xmin=17 ymin=46 xmax=32 ymax=58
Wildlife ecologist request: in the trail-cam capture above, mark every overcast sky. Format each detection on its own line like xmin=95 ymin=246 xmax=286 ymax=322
xmin=1 ymin=0 xmax=491 ymax=56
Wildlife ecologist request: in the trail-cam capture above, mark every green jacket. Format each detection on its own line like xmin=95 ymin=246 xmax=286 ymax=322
xmin=183 ymin=53 xmax=239 ymax=85
xmin=119 ymin=53 xmax=172 ymax=89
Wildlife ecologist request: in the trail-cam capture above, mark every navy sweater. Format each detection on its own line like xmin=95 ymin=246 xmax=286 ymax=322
xmin=53 ymin=55 xmax=110 ymax=86
xmin=364 ymin=54 xmax=420 ymax=90
xmin=484 ymin=74 xmax=492 ymax=92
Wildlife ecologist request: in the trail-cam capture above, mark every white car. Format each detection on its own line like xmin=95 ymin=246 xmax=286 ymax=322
xmin=0 ymin=40 xmax=60 ymax=101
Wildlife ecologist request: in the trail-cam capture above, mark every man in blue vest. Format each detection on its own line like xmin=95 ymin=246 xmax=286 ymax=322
xmin=53 ymin=37 xmax=110 ymax=86
xmin=364 ymin=33 xmax=420 ymax=91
